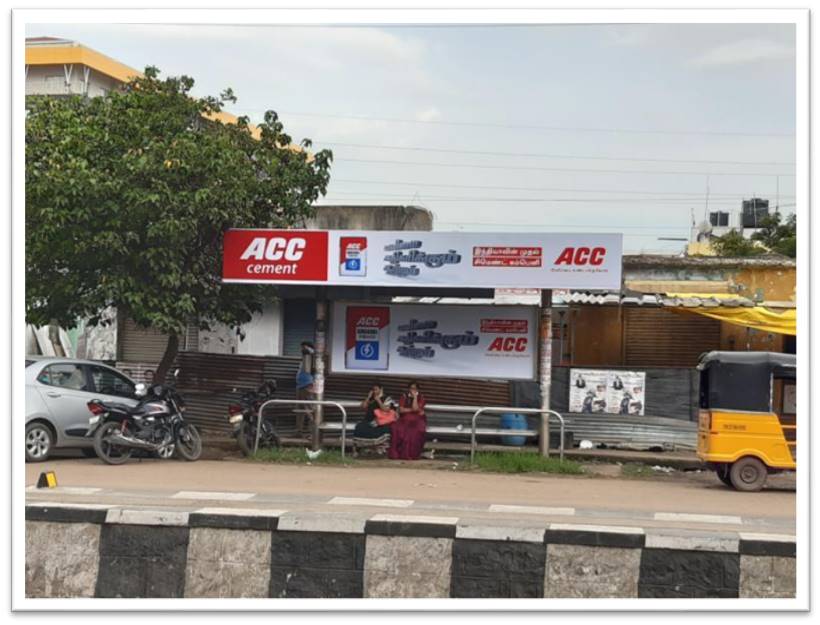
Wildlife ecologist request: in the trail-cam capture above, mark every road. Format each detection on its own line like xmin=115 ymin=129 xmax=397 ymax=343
xmin=24 ymin=457 xmax=796 ymax=534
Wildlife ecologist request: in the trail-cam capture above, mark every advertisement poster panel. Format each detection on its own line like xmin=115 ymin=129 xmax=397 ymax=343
xmin=224 ymin=229 xmax=622 ymax=290
xmin=568 ymin=369 xmax=646 ymax=415
xmin=331 ymin=302 xmax=537 ymax=380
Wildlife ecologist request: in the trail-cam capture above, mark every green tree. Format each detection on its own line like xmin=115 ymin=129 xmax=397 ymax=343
xmin=710 ymin=229 xmax=764 ymax=257
xmin=26 ymin=67 xmax=332 ymax=380
xmin=751 ymin=212 xmax=796 ymax=258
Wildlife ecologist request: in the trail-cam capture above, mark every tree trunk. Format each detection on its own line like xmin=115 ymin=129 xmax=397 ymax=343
xmin=155 ymin=333 xmax=180 ymax=384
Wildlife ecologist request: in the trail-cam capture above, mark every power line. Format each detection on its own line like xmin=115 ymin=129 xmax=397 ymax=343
xmin=433 ymin=220 xmax=690 ymax=233
xmin=317 ymin=140 xmax=795 ymax=167
xmin=323 ymin=192 xmax=751 ymax=205
xmin=339 ymin=157 xmax=795 ymax=177
xmin=330 ymin=177 xmax=795 ymax=198
xmin=234 ymin=108 xmax=794 ymax=138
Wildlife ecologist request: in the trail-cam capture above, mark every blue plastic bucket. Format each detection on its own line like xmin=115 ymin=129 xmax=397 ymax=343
xmin=500 ymin=413 xmax=528 ymax=446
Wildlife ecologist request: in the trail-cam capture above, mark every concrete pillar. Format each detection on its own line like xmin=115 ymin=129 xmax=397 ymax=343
xmin=538 ymin=290 xmax=553 ymax=457
xmin=312 ymin=294 xmax=328 ymax=451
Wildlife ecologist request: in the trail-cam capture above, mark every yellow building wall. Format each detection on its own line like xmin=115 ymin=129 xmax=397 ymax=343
xmin=729 ymin=266 xmax=796 ymax=302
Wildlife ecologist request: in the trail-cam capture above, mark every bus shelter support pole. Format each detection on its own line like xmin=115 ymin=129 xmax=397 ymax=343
xmin=312 ymin=294 xmax=328 ymax=452
xmin=538 ymin=289 xmax=553 ymax=457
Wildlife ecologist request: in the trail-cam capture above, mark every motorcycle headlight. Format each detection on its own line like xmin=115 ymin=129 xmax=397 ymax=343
xmin=88 ymin=416 xmax=100 ymax=425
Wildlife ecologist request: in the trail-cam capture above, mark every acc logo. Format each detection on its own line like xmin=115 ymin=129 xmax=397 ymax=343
xmin=488 ymin=337 xmax=528 ymax=352
xmin=240 ymin=237 xmax=306 ymax=261
xmin=356 ymin=317 xmax=382 ymax=327
xmin=554 ymin=247 xmax=606 ymax=266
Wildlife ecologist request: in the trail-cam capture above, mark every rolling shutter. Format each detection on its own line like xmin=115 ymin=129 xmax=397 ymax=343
xmin=624 ymin=308 xmax=720 ymax=367
xmin=119 ymin=318 xmax=171 ymax=363
xmin=283 ymin=300 xmax=316 ymax=356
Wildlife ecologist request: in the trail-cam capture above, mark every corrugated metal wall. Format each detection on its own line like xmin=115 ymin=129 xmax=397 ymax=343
xmin=172 ymin=352 xmax=701 ymax=449
xmin=623 ymin=308 xmax=721 ymax=367
xmin=174 ymin=351 xmax=512 ymax=434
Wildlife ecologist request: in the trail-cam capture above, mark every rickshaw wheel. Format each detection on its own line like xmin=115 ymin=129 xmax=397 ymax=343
xmin=729 ymin=457 xmax=768 ymax=492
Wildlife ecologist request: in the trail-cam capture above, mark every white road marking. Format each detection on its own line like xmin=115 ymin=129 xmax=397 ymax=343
xmin=193 ymin=507 xmax=286 ymax=518
xmin=106 ymin=508 xmax=189 ymax=526
xmin=654 ymin=512 xmax=743 ymax=525
xmin=456 ymin=524 xmax=546 ymax=543
xmin=489 ymin=504 xmax=575 ymax=516
xmin=739 ymin=532 xmax=796 ymax=543
xmin=369 ymin=513 xmax=458 ymax=525
xmin=328 ymin=497 xmax=414 ymax=508
xmin=278 ymin=513 xmax=367 ymax=534
xmin=548 ymin=522 xmax=645 ymax=535
xmin=171 ymin=491 xmax=256 ymax=501
xmin=645 ymin=532 xmax=739 ymax=553
xmin=25 ymin=486 xmax=102 ymax=495
xmin=26 ymin=502 xmax=115 ymax=510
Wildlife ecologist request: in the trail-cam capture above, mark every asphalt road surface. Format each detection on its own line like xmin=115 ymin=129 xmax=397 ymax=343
xmin=24 ymin=457 xmax=796 ymax=534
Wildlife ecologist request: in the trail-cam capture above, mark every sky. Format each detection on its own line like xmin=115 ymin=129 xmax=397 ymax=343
xmin=27 ymin=22 xmax=797 ymax=253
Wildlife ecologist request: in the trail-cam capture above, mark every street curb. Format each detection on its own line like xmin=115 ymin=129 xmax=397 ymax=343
xmin=25 ymin=504 xmax=796 ymax=599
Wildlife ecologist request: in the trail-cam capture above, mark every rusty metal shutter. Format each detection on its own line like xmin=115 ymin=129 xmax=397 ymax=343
xmin=120 ymin=318 xmax=170 ymax=363
xmin=624 ymin=308 xmax=720 ymax=367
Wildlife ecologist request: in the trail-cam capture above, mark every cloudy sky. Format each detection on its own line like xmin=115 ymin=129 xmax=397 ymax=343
xmin=27 ymin=22 xmax=796 ymax=253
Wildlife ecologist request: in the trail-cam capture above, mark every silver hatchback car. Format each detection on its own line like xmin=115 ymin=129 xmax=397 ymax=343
xmin=25 ymin=358 xmax=140 ymax=462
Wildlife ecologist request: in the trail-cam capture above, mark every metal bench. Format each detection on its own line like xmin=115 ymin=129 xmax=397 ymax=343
xmin=256 ymin=398 xmax=565 ymax=462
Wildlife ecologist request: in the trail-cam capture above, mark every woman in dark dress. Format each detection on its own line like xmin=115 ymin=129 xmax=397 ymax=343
xmin=388 ymin=381 xmax=427 ymax=460
xmin=353 ymin=382 xmax=393 ymax=445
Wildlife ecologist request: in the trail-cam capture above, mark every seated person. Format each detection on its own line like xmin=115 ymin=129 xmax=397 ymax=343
xmin=389 ymin=381 xmax=427 ymax=460
xmin=352 ymin=382 xmax=393 ymax=455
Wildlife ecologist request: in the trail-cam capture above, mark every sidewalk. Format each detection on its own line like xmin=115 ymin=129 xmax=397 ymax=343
xmin=201 ymin=433 xmax=703 ymax=470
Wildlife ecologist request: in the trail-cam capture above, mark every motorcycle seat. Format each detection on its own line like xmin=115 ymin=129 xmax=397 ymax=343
xmin=106 ymin=403 xmax=150 ymax=417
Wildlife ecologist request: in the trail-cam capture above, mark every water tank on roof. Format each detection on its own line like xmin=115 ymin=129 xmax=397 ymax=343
xmin=742 ymin=198 xmax=769 ymax=228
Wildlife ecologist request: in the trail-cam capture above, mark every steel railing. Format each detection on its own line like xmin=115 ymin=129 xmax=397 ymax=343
xmin=469 ymin=407 xmax=566 ymax=464
xmin=254 ymin=398 xmax=568 ymax=463
xmin=254 ymin=399 xmax=350 ymax=457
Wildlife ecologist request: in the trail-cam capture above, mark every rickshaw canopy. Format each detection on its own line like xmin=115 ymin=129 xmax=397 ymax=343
xmin=698 ymin=351 xmax=796 ymax=413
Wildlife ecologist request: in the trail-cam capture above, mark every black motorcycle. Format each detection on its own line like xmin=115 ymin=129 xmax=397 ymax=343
xmin=86 ymin=376 xmax=202 ymax=465
xmin=227 ymin=381 xmax=280 ymax=456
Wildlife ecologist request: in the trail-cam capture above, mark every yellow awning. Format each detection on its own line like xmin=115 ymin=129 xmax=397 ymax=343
xmin=666 ymin=293 xmax=796 ymax=336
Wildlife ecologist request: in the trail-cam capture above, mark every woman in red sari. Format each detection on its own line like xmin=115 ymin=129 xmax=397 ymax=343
xmin=388 ymin=381 xmax=427 ymax=460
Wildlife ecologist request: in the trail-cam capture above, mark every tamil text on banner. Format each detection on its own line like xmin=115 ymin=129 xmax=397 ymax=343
xmin=568 ymin=368 xmax=646 ymax=416
xmin=223 ymin=229 xmax=622 ymax=290
xmin=331 ymin=302 xmax=537 ymax=380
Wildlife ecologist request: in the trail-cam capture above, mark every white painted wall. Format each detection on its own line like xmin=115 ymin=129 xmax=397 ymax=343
xmin=197 ymin=301 xmax=283 ymax=356
xmin=236 ymin=300 xmax=283 ymax=356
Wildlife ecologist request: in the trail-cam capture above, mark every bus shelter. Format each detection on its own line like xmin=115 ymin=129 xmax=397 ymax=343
xmin=222 ymin=228 xmax=623 ymax=455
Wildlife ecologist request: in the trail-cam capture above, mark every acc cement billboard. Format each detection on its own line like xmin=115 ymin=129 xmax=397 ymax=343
xmin=223 ymin=229 xmax=622 ymax=290
xmin=330 ymin=302 xmax=538 ymax=380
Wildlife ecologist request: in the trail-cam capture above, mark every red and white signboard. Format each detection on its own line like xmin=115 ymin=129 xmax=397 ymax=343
xmin=331 ymin=302 xmax=538 ymax=380
xmin=223 ymin=229 xmax=622 ymax=290
xmin=222 ymin=230 xmax=329 ymax=282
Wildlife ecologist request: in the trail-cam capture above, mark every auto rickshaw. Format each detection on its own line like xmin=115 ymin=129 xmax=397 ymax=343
xmin=696 ymin=351 xmax=796 ymax=492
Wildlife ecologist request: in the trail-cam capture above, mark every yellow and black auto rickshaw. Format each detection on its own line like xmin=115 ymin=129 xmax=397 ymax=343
xmin=697 ymin=351 xmax=796 ymax=492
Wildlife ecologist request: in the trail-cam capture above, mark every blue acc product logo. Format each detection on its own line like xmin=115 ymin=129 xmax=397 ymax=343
xmin=355 ymin=341 xmax=379 ymax=361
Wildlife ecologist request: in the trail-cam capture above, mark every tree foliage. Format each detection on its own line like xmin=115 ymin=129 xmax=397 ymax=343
xmin=26 ymin=67 xmax=332 ymax=377
xmin=710 ymin=213 xmax=796 ymax=258
xmin=710 ymin=229 xmax=764 ymax=257
xmin=751 ymin=212 xmax=796 ymax=258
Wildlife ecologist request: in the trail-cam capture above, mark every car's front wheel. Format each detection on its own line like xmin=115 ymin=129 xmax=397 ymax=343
xmin=26 ymin=422 xmax=54 ymax=462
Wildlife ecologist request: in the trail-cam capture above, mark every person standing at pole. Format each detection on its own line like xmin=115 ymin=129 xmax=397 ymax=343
xmin=295 ymin=341 xmax=315 ymax=436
